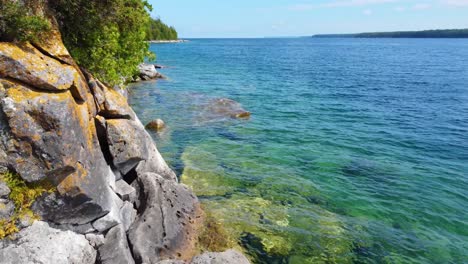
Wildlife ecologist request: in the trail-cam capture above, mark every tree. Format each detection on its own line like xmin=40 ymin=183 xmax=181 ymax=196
xmin=146 ymin=18 xmax=178 ymax=40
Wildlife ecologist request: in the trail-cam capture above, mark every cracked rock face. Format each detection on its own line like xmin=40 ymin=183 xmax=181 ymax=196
xmin=0 ymin=8 xmax=251 ymax=263
xmin=128 ymin=173 xmax=202 ymax=263
xmin=0 ymin=221 xmax=96 ymax=264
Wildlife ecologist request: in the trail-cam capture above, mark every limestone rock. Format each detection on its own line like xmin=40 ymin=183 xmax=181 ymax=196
xmin=120 ymin=201 xmax=137 ymax=231
xmin=92 ymin=191 xmax=123 ymax=232
xmin=114 ymin=179 xmax=137 ymax=202
xmin=106 ymin=119 xmax=150 ymax=175
xmin=0 ymin=221 xmax=96 ymax=264
xmin=138 ymin=63 xmax=164 ymax=80
xmin=0 ymin=43 xmax=79 ymax=92
xmin=0 ymin=199 xmax=14 ymax=220
xmin=146 ymin=119 xmax=166 ymax=132
xmin=190 ymin=250 xmax=250 ymax=264
xmin=83 ymin=70 xmax=135 ymax=119
xmin=128 ymin=173 xmax=202 ymax=263
xmin=135 ymin=126 xmax=177 ymax=182
xmin=50 ymin=222 xmax=96 ymax=235
xmin=85 ymin=233 xmax=105 ymax=248
xmin=0 ymin=181 xmax=10 ymax=198
xmin=1 ymin=78 xmax=113 ymax=225
xmin=98 ymin=225 xmax=135 ymax=264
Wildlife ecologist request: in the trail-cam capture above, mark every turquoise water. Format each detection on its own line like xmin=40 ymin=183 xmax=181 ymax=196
xmin=129 ymin=39 xmax=468 ymax=263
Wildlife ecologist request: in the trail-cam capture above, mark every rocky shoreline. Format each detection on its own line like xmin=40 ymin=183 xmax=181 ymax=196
xmin=0 ymin=17 xmax=249 ymax=264
xmin=148 ymin=40 xmax=189 ymax=44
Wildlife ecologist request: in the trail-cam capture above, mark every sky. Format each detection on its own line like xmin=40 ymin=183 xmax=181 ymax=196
xmin=147 ymin=0 xmax=468 ymax=38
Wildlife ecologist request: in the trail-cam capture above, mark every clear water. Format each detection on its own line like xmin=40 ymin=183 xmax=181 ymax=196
xmin=129 ymin=39 xmax=468 ymax=264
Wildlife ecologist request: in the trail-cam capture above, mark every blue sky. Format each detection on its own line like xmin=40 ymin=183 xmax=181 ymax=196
xmin=148 ymin=0 xmax=468 ymax=38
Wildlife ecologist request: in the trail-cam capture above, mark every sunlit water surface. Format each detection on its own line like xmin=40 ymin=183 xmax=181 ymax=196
xmin=129 ymin=39 xmax=468 ymax=263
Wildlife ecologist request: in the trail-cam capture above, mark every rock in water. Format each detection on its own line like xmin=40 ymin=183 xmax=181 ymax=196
xmin=0 ymin=221 xmax=96 ymax=264
xmin=190 ymin=249 xmax=251 ymax=264
xmin=128 ymin=173 xmax=202 ymax=263
xmin=138 ymin=63 xmax=164 ymax=80
xmin=146 ymin=119 xmax=166 ymax=132
xmin=204 ymin=98 xmax=251 ymax=120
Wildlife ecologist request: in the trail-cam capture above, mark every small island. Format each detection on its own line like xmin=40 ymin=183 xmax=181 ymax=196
xmin=311 ymin=28 xmax=468 ymax=38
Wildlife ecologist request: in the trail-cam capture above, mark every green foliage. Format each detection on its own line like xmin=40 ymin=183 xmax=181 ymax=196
xmin=49 ymin=0 xmax=154 ymax=86
xmin=147 ymin=18 xmax=178 ymax=40
xmin=0 ymin=0 xmax=51 ymax=42
xmin=0 ymin=171 xmax=55 ymax=239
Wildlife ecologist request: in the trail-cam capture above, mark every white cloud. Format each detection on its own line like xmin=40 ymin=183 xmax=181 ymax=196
xmin=441 ymin=0 xmax=468 ymax=6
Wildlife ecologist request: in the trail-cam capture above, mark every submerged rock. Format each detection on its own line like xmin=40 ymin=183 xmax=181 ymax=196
xmin=206 ymin=98 xmax=251 ymax=118
xmin=191 ymin=249 xmax=250 ymax=264
xmin=146 ymin=118 xmax=166 ymax=132
xmin=0 ymin=221 xmax=96 ymax=264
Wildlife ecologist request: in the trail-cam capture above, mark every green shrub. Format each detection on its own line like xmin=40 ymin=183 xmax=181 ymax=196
xmin=49 ymin=0 xmax=154 ymax=86
xmin=0 ymin=0 xmax=51 ymax=42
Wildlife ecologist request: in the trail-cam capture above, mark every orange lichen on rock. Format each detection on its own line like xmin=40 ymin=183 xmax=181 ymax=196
xmin=0 ymin=42 xmax=78 ymax=92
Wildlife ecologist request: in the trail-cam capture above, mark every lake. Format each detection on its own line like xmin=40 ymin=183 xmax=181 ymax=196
xmin=129 ymin=38 xmax=468 ymax=263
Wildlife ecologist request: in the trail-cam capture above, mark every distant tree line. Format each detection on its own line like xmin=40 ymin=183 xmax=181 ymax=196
xmin=312 ymin=29 xmax=468 ymax=38
xmin=146 ymin=18 xmax=178 ymax=40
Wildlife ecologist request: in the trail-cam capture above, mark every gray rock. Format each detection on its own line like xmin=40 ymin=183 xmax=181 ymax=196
xmin=135 ymin=123 xmax=177 ymax=182
xmin=1 ymin=78 xmax=115 ymax=225
xmin=114 ymin=179 xmax=136 ymax=202
xmin=190 ymin=250 xmax=250 ymax=264
xmin=128 ymin=173 xmax=201 ymax=263
xmin=0 ymin=181 xmax=10 ymax=198
xmin=92 ymin=191 xmax=123 ymax=232
xmin=120 ymin=201 xmax=137 ymax=231
xmin=85 ymin=233 xmax=105 ymax=248
xmin=157 ymin=260 xmax=186 ymax=264
xmin=138 ymin=63 xmax=163 ymax=80
xmin=0 ymin=221 xmax=96 ymax=264
xmin=84 ymin=71 xmax=135 ymax=120
xmin=98 ymin=225 xmax=135 ymax=264
xmin=50 ymin=222 xmax=96 ymax=235
xmin=106 ymin=119 xmax=149 ymax=175
xmin=0 ymin=199 xmax=14 ymax=220
xmin=0 ymin=43 xmax=77 ymax=92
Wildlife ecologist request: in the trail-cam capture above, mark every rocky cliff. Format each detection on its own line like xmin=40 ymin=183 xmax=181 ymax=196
xmin=0 ymin=13 xmax=249 ymax=264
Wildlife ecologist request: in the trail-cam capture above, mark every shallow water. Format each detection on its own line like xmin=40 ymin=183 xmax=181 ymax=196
xmin=129 ymin=38 xmax=468 ymax=263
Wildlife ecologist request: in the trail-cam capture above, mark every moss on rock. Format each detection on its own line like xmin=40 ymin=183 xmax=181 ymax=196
xmin=0 ymin=171 xmax=55 ymax=239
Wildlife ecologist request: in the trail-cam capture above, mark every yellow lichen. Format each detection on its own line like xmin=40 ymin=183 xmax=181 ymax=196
xmin=0 ymin=171 xmax=56 ymax=239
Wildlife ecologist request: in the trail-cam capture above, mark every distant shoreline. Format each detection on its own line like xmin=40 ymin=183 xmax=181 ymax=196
xmin=148 ymin=39 xmax=189 ymax=44
xmin=311 ymin=29 xmax=468 ymax=38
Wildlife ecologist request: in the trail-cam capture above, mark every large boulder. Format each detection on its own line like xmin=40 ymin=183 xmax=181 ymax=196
xmin=0 ymin=221 xmax=96 ymax=264
xmin=106 ymin=119 xmax=150 ymax=175
xmin=137 ymin=63 xmax=164 ymax=80
xmin=0 ymin=78 xmax=113 ymax=225
xmin=128 ymin=173 xmax=202 ymax=263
